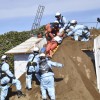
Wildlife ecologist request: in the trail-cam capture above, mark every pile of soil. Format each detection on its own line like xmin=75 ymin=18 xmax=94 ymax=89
xmin=8 ymin=29 xmax=100 ymax=100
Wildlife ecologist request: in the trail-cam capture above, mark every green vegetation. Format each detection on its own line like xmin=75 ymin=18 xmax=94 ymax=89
xmin=0 ymin=31 xmax=30 ymax=71
xmin=0 ymin=26 xmax=45 ymax=72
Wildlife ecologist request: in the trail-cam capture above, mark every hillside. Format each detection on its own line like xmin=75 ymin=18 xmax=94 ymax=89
xmin=6 ymin=29 xmax=100 ymax=100
xmin=0 ymin=27 xmax=44 ymax=70
xmin=0 ymin=31 xmax=30 ymax=71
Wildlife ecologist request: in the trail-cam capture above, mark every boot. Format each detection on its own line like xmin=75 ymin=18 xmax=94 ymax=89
xmin=25 ymin=87 xmax=32 ymax=91
xmin=17 ymin=90 xmax=26 ymax=98
xmin=27 ymin=88 xmax=32 ymax=91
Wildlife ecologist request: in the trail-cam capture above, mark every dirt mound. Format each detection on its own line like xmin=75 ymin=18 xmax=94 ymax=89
xmin=9 ymin=29 xmax=100 ymax=100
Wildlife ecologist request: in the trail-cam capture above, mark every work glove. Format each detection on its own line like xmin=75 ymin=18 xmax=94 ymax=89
xmin=17 ymin=90 xmax=26 ymax=98
xmin=58 ymin=64 xmax=64 ymax=68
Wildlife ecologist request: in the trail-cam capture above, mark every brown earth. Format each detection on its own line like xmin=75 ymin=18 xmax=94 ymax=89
xmin=8 ymin=29 xmax=100 ymax=100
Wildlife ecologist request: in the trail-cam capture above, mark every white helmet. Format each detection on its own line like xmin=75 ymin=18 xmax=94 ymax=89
xmin=70 ymin=20 xmax=77 ymax=24
xmin=55 ymin=12 xmax=61 ymax=17
xmin=33 ymin=47 xmax=39 ymax=52
xmin=39 ymin=53 xmax=46 ymax=57
xmin=1 ymin=55 xmax=7 ymax=60
xmin=54 ymin=20 xmax=59 ymax=23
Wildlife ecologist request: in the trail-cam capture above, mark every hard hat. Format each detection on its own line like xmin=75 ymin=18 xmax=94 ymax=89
xmin=39 ymin=53 xmax=46 ymax=57
xmin=55 ymin=12 xmax=61 ymax=17
xmin=70 ymin=20 xmax=77 ymax=24
xmin=33 ymin=47 xmax=39 ymax=52
xmin=54 ymin=20 xmax=59 ymax=23
xmin=1 ymin=55 xmax=7 ymax=60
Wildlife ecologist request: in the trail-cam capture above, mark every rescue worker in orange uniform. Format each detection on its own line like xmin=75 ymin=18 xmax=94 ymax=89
xmin=45 ymin=22 xmax=59 ymax=57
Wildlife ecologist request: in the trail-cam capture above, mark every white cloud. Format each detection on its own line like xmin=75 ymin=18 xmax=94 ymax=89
xmin=0 ymin=0 xmax=100 ymax=19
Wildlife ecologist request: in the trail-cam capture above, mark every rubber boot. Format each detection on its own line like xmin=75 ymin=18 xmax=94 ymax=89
xmin=17 ymin=90 xmax=26 ymax=98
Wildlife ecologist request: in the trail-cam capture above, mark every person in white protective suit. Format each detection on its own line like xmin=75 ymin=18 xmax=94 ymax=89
xmin=55 ymin=12 xmax=69 ymax=34
xmin=0 ymin=55 xmax=25 ymax=99
xmin=67 ymin=20 xmax=90 ymax=41
xmin=26 ymin=47 xmax=41 ymax=90
xmin=38 ymin=53 xmax=63 ymax=100
xmin=0 ymin=75 xmax=10 ymax=100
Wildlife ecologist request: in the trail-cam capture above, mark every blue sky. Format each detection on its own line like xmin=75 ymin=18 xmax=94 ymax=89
xmin=0 ymin=0 xmax=100 ymax=34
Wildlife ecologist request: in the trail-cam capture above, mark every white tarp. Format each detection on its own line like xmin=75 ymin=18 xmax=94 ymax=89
xmin=94 ymin=35 xmax=100 ymax=92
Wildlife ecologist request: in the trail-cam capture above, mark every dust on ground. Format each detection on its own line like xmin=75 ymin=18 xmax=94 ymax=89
xmin=8 ymin=29 xmax=100 ymax=100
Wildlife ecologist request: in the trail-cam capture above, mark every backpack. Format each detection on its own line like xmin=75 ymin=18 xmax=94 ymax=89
xmin=0 ymin=63 xmax=7 ymax=79
xmin=26 ymin=54 xmax=37 ymax=75
xmin=39 ymin=60 xmax=52 ymax=75
xmin=0 ymin=63 xmax=2 ymax=79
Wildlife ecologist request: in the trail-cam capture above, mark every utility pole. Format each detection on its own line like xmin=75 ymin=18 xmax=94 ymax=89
xmin=30 ymin=5 xmax=45 ymax=36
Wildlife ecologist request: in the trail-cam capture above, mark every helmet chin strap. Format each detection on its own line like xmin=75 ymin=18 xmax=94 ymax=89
xmin=40 ymin=57 xmax=46 ymax=62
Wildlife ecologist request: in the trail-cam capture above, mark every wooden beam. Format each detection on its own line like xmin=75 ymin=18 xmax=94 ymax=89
xmin=81 ymin=49 xmax=93 ymax=51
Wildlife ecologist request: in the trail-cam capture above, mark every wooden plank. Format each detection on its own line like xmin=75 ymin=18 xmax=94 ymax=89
xmin=52 ymin=45 xmax=59 ymax=56
xmin=5 ymin=37 xmax=43 ymax=54
xmin=26 ymin=38 xmax=42 ymax=53
xmin=81 ymin=49 xmax=92 ymax=51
